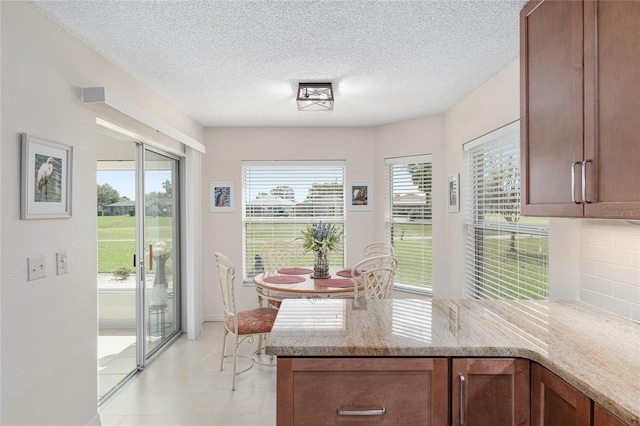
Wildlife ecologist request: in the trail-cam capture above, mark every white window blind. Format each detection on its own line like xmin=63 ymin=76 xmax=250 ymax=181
xmin=386 ymin=155 xmax=433 ymax=291
xmin=463 ymin=122 xmax=549 ymax=300
xmin=242 ymin=161 xmax=345 ymax=279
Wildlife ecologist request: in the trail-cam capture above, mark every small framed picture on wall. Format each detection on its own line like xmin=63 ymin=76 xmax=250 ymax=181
xmin=21 ymin=133 xmax=73 ymax=219
xmin=210 ymin=181 xmax=235 ymax=212
xmin=447 ymin=174 xmax=460 ymax=212
xmin=348 ymin=180 xmax=372 ymax=211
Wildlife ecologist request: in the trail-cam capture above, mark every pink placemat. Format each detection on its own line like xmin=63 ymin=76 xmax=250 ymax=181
xmin=336 ymin=269 xmax=353 ymax=278
xmin=277 ymin=268 xmax=313 ymax=275
xmin=263 ymin=275 xmax=305 ymax=284
xmin=315 ymin=278 xmax=353 ymax=288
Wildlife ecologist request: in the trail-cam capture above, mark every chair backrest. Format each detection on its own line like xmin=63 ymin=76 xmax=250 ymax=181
xmin=214 ymin=252 xmax=236 ymax=321
xmin=351 ymin=254 xmax=398 ymax=299
xmin=260 ymin=240 xmax=303 ymax=271
xmin=363 ymin=241 xmax=396 ymax=258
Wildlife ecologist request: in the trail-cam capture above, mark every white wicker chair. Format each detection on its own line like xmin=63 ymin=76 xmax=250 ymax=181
xmin=351 ymin=254 xmax=398 ymax=300
xmin=363 ymin=241 xmax=396 ymax=258
xmin=215 ymin=252 xmax=278 ymax=390
xmin=260 ymin=240 xmax=304 ymax=272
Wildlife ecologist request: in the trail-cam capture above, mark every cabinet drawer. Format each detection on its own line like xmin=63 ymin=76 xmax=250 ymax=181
xmin=278 ymin=358 xmax=448 ymax=426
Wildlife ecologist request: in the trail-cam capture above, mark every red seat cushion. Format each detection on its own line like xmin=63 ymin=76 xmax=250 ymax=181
xmin=268 ymin=300 xmax=282 ymax=309
xmin=225 ymin=307 xmax=278 ymax=335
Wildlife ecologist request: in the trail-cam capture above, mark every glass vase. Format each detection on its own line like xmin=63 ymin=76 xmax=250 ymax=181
xmin=313 ymin=248 xmax=330 ymax=278
xmin=153 ymin=255 xmax=168 ymax=288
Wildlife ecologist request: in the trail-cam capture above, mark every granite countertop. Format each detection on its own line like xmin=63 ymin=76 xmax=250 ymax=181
xmin=266 ymin=298 xmax=640 ymax=425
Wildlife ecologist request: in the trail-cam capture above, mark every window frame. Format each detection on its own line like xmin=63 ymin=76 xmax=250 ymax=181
xmin=462 ymin=121 xmax=549 ymax=300
xmin=242 ymin=160 xmax=346 ymax=282
xmin=385 ymin=154 xmax=433 ymax=295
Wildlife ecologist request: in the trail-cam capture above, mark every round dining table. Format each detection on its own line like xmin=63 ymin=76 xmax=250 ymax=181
xmin=253 ymin=266 xmax=360 ymax=303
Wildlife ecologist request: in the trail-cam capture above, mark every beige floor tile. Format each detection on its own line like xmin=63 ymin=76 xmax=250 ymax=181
xmin=100 ymin=322 xmax=276 ymax=426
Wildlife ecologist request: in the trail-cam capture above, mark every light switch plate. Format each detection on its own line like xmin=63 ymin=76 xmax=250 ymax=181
xmin=56 ymin=252 xmax=68 ymax=275
xmin=28 ymin=257 xmax=46 ymax=281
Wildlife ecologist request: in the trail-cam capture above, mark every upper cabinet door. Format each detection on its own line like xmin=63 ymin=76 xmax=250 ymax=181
xmin=583 ymin=0 xmax=640 ymax=219
xmin=521 ymin=0 xmax=640 ymax=219
xmin=520 ymin=0 xmax=585 ymax=217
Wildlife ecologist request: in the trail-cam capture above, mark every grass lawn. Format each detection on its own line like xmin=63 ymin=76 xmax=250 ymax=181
xmin=391 ymin=222 xmax=432 ymax=288
xmin=98 ymin=215 xmax=173 ymax=273
xmin=472 ymin=229 xmax=549 ymax=300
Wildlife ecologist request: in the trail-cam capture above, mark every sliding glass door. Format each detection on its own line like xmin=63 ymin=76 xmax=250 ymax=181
xmin=97 ymin=128 xmax=138 ymax=402
xmin=97 ymin=126 xmax=181 ymax=403
xmin=143 ymin=148 xmax=180 ymax=356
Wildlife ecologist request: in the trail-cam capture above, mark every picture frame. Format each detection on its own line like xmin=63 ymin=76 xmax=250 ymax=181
xmin=21 ymin=133 xmax=73 ymax=219
xmin=348 ymin=180 xmax=372 ymax=211
xmin=210 ymin=181 xmax=235 ymax=212
xmin=447 ymin=174 xmax=460 ymax=212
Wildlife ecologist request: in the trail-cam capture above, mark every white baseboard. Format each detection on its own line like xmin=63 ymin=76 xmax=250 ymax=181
xmin=205 ymin=314 xmax=224 ymax=322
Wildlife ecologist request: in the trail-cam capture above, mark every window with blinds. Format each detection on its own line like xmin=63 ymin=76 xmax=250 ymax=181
xmin=242 ymin=161 xmax=345 ymax=280
xmin=386 ymin=155 xmax=433 ymax=291
xmin=463 ymin=122 xmax=549 ymax=300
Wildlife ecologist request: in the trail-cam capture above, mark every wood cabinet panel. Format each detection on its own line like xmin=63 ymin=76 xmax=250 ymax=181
xmin=276 ymin=357 xmax=448 ymax=426
xmin=451 ymin=358 xmax=530 ymax=426
xmin=594 ymin=403 xmax=627 ymax=426
xmin=531 ymin=363 xmax=591 ymax=426
xmin=583 ymin=0 xmax=640 ymax=218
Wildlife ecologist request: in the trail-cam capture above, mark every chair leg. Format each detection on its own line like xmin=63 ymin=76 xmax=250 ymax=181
xmin=257 ymin=333 xmax=263 ymax=354
xmin=232 ymin=333 xmax=240 ymax=391
xmin=220 ymin=327 xmax=228 ymax=371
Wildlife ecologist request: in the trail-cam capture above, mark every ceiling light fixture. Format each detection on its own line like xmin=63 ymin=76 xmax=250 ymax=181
xmin=296 ymin=83 xmax=334 ymax=111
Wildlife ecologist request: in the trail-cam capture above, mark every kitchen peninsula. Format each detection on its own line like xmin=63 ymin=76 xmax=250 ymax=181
xmin=266 ymin=298 xmax=640 ymax=425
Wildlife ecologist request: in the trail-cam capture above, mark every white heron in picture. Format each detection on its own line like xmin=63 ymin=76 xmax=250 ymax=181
xmin=37 ymin=157 xmax=59 ymax=201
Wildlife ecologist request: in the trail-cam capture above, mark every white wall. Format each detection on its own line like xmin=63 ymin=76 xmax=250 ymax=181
xmin=0 ymin=3 xmax=203 ymax=424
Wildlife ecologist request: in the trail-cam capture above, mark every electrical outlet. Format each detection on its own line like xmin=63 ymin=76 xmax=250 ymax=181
xmin=28 ymin=257 xmax=46 ymax=281
xmin=56 ymin=252 xmax=68 ymax=275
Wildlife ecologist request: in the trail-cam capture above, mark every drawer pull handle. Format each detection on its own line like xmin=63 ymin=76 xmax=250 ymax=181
xmin=337 ymin=408 xmax=386 ymax=416
xmin=460 ymin=374 xmax=465 ymax=425
xmin=582 ymin=159 xmax=591 ymax=203
xmin=571 ymin=161 xmax=580 ymax=203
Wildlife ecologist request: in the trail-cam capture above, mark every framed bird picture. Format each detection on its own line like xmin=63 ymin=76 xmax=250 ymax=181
xmin=210 ymin=181 xmax=234 ymax=212
xmin=21 ymin=133 xmax=73 ymax=219
xmin=348 ymin=180 xmax=372 ymax=211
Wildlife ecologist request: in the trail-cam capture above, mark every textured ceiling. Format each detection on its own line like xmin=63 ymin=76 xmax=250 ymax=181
xmin=32 ymin=0 xmax=527 ymax=128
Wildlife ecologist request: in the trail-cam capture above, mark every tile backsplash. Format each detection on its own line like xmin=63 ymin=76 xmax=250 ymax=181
xmin=581 ymin=220 xmax=640 ymax=322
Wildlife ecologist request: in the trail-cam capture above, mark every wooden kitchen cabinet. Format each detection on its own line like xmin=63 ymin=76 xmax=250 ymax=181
xmin=276 ymin=357 xmax=448 ymax=426
xmin=531 ymin=363 xmax=591 ymax=425
xmin=451 ymin=358 xmax=530 ymax=426
xmin=521 ymin=0 xmax=640 ymax=219
xmin=594 ymin=403 xmax=627 ymax=426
